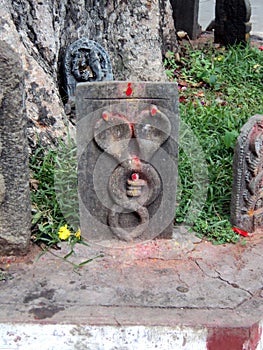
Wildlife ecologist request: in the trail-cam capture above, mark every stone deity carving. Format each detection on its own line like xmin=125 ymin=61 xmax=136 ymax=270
xmin=64 ymin=38 xmax=113 ymax=100
xmin=231 ymin=115 xmax=263 ymax=232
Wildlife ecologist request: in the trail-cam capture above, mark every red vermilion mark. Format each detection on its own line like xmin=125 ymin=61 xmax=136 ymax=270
xmin=131 ymin=173 xmax=139 ymax=181
xmin=132 ymin=156 xmax=140 ymax=163
xmin=102 ymin=111 xmax=109 ymax=121
xmin=232 ymin=227 xmax=249 ymax=237
xmin=130 ymin=122 xmax=135 ymax=136
xmin=131 ymin=156 xmax=141 ymax=170
xmin=151 ymin=105 xmax=158 ymax=116
xmin=126 ymin=83 xmax=133 ymax=96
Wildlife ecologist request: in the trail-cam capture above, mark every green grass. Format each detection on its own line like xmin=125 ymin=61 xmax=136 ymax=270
xmin=165 ymin=43 xmax=263 ymax=243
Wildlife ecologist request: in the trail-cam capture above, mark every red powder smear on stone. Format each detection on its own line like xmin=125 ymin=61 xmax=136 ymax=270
xmin=126 ymin=83 xmax=133 ymax=96
xmin=131 ymin=173 xmax=139 ymax=181
xmin=102 ymin=111 xmax=109 ymax=121
xmin=132 ymin=156 xmax=140 ymax=164
xmin=131 ymin=156 xmax=141 ymax=170
xmin=129 ymin=122 xmax=135 ymax=136
xmin=151 ymin=105 xmax=158 ymax=116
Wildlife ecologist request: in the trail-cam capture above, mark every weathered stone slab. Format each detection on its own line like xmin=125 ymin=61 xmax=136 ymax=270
xmin=76 ymin=82 xmax=179 ymax=243
xmin=0 ymin=40 xmax=31 ymax=255
xmin=231 ymin=114 xmax=263 ymax=232
xmin=215 ymin=0 xmax=251 ymax=45
xmin=170 ymin=0 xmax=201 ymax=40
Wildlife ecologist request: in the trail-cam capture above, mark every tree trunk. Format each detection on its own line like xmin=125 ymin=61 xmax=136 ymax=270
xmin=0 ymin=0 xmax=178 ymax=148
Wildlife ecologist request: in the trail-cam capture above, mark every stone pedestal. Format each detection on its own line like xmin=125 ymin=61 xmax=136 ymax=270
xmin=0 ymin=41 xmax=31 ymax=255
xmin=76 ymin=82 xmax=179 ymax=243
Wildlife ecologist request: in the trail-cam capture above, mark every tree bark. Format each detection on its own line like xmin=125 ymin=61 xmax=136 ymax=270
xmin=0 ymin=0 xmax=178 ymax=148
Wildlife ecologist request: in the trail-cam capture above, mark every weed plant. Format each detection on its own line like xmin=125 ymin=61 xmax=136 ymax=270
xmin=165 ymin=43 xmax=263 ymax=243
xmin=30 ymin=139 xmax=102 ymax=267
xmin=30 ymin=138 xmax=79 ymax=246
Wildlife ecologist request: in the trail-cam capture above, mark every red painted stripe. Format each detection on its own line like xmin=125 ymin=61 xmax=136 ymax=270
xmin=206 ymin=323 xmax=262 ymax=350
xmin=248 ymin=323 xmax=262 ymax=350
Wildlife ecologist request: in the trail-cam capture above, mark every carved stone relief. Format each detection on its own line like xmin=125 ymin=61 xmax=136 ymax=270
xmin=64 ymin=38 xmax=113 ymax=100
xmin=76 ymin=82 xmax=179 ymax=243
xmin=231 ymin=115 xmax=263 ymax=232
xmin=92 ymin=105 xmax=170 ymax=241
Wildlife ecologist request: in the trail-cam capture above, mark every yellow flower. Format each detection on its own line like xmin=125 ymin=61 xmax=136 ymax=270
xmin=215 ymin=56 xmax=224 ymax=62
xmin=253 ymin=64 xmax=260 ymax=73
xmin=58 ymin=225 xmax=71 ymax=241
xmin=75 ymin=228 xmax=81 ymax=240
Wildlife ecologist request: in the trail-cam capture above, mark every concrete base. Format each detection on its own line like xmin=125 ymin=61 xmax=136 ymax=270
xmin=0 ymin=228 xmax=263 ymax=349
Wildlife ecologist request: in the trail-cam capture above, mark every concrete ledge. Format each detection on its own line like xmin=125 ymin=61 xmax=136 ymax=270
xmin=0 ymin=323 xmax=209 ymax=350
xmin=0 ymin=321 xmax=262 ymax=349
xmin=0 ymin=232 xmax=263 ymax=349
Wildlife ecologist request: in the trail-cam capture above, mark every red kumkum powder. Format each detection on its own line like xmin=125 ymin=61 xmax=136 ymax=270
xmin=126 ymin=82 xmax=133 ymax=96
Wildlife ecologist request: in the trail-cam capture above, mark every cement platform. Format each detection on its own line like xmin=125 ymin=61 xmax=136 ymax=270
xmin=0 ymin=227 xmax=262 ymax=349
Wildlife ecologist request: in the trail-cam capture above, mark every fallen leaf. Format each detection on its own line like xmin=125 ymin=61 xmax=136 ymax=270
xmin=195 ymin=91 xmax=205 ymax=97
xmin=30 ymin=178 xmax=39 ymax=190
xmin=179 ymin=96 xmax=187 ymax=103
xmin=178 ymin=80 xmax=187 ymax=86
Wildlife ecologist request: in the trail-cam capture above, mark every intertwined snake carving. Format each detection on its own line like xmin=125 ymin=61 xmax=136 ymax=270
xmin=94 ymin=105 xmax=171 ymax=241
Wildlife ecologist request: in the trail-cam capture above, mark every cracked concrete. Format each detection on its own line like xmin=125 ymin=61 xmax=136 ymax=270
xmin=0 ymin=231 xmax=263 ymax=350
xmin=0 ymin=230 xmax=262 ymax=348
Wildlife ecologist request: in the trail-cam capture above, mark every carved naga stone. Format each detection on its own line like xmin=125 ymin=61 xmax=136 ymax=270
xmin=76 ymin=82 xmax=179 ymax=243
xmin=64 ymin=38 xmax=113 ymax=100
xmin=231 ymin=115 xmax=263 ymax=232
